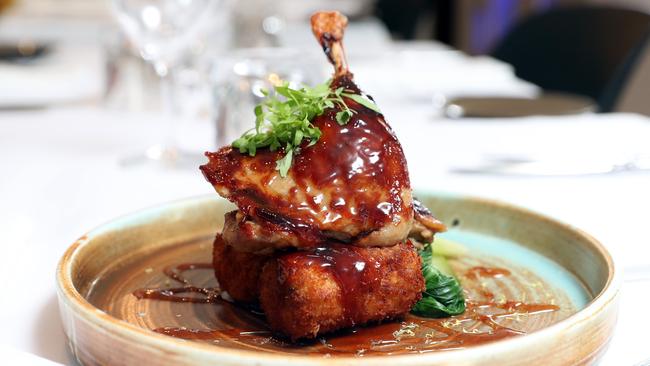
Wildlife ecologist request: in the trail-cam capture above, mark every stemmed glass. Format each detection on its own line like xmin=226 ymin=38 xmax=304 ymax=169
xmin=112 ymin=0 xmax=213 ymax=168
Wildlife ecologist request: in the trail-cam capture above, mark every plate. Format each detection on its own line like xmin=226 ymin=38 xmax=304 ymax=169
xmin=56 ymin=193 xmax=619 ymax=365
xmin=445 ymin=93 xmax=595 ymax=118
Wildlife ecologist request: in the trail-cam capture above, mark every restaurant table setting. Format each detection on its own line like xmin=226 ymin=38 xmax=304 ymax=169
xmin=1 ymin=11 xmax=650 ymax=366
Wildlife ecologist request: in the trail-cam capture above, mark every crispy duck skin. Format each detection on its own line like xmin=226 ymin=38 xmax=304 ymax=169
xmin=201 ymin=12 xmax=417 ymax=252
xmin=410 ymin=198 xmax=447 ymax=242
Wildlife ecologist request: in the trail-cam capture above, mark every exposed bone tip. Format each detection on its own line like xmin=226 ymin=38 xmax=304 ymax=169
xmin=310 ymin=11 xmax=350 ymax=77
xmin=310 ymin=11 xmax=348 ymax=40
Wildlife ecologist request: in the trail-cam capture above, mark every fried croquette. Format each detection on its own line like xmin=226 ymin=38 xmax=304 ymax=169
xmin=258 ymin=242 xmax=424 ymax=340
xmin=214 ymin=234 xmax=425 ymax=340
xmin=212 ymin=234 xmax=268 ymax=303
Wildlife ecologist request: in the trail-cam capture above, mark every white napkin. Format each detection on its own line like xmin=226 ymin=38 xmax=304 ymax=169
xmin=0 ymin=44 xmax=106 ymax=107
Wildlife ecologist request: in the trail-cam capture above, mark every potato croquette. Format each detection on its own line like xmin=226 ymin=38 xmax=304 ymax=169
xmin=212 ymin=234 xmax=268 ymax=303
xmin=258 ymin=242 xmax=424 ymax=340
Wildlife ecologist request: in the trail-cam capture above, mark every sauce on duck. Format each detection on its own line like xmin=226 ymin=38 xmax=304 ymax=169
xmin=201 ymin=90 xmax=412 ymax=247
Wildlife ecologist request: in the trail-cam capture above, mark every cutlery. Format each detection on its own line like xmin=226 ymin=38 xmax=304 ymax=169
xmin=0 ymin=40 xmax=49 ymax=63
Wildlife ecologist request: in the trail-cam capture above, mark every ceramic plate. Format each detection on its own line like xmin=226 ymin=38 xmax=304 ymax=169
xmin=56 ymin=193 xmax=619 ymax=365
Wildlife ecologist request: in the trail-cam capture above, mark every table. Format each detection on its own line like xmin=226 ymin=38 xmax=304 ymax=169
xmin=2 ymin=102 xmax=650 ymax=365
xmin=1 ymin=41 xmax=649 ymax=365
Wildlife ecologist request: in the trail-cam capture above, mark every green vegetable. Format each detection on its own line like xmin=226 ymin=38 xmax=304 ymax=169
xmin=342 ymin=93 xmax=381 ymax=113
xmin=231 ymin=80 xmax=380 ymax=177
xmin=411 ymin=242 xmax=466 ymax=318
xmin=432 ymin=237 xmax=468 ymax=258
xmin=429 ymin=254 xmax=454 ymax=277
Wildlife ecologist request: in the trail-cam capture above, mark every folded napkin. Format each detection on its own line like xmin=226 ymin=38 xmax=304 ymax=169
xmin=0 ymin=44 xmax=105 ymax=108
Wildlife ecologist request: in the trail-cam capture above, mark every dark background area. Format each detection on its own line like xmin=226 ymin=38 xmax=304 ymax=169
xmin=375 ymin=0 xmax=650 ymax=55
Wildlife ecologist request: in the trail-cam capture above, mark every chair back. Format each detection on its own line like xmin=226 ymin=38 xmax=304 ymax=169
xmin=492 ymin=6 xmax=650 ymax=111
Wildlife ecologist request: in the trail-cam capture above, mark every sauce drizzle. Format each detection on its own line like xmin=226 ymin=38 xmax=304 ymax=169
xmin=465 ymin=266 xmax=511 ymax=280
xmin=279 ymin=245 xmax=381 ymax=323
xmin=132 ymin=261 xmax=563 ymax=354
xmin=133 ymin=263 xmax=220 ymax=304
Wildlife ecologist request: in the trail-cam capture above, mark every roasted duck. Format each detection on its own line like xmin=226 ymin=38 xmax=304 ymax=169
xmin=202 ymin=11 xmax=447 ymax=341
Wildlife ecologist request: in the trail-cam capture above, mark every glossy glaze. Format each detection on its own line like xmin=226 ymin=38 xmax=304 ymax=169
xmin=201 ymin=92 xmax=411 ymax=248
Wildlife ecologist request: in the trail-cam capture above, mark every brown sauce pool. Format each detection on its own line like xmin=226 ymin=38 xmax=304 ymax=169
xmin=87 ymin=237 xmax=575 ymax=356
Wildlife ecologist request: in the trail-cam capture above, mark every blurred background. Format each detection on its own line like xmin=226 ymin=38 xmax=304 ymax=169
xmin=2 ymin=1 xmax=650 ymax=365
xmin=1 ymin=0 xmax=649 ymax=136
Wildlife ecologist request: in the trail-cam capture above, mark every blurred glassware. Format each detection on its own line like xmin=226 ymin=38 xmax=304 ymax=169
xmin=230 ymin=0 xmax=274 ymax=48
xmin=229 ymin=0 xmax=375 ymax=49
xmin=112 ymin=0 xmax=217 ymax=168
xmin=210 ymin=47 xmax=326 ymax=147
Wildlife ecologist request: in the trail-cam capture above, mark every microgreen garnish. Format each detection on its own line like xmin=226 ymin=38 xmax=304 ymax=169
xmin=342 ymin=93 xmax=381 ymax=113
xmin=231 ymin=80 xmax=380 ymax=177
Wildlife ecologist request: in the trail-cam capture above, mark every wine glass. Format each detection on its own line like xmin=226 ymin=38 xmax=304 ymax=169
xmin=112 ymin=0 xmax=214 ymax=168
xmin=211 ymin=48 xmax=326 ymax=147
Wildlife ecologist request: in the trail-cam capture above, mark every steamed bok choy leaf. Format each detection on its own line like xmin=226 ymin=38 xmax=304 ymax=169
xmin=411 ymin=242 xmax=466 ymax=318
xmin=431 ymin=237 xmax=468 ymax=258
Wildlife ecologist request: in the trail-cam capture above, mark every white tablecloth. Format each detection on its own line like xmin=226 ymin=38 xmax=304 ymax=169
xmin=1 ymin=104 xmax=649 ymax=365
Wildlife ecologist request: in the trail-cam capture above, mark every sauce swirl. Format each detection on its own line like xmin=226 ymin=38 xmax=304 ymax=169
xmin=465 ymin=266 xmax=512 ymax=280
xmin=132 ymin=259 xmax=563 ymax=354
xmin=133 ymin=263 xmax=219 ymax=304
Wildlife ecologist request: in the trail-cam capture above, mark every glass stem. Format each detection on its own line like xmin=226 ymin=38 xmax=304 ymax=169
xmin=154 ymin=61 xmax=178 ymax=155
